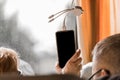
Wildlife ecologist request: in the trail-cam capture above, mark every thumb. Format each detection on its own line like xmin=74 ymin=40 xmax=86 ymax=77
xmin=69 ymin=49 xmax=81 ymax=62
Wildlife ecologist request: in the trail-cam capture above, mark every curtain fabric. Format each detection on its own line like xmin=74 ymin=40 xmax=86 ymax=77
xmin=77 ymin=0 xmax=110 ymax=64
xmin=110 ymin=0 xmax=120 ymax=34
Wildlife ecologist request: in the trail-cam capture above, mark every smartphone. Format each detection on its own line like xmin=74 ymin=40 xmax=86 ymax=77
xmin=56 ymin=30 xmax=75 ymax=68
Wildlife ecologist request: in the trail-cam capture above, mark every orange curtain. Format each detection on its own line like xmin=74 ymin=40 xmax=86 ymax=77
xmin=77 ymin=0 xmax=110 ymax=64
xmin=99 ymin=0 xmax=110 ymax=40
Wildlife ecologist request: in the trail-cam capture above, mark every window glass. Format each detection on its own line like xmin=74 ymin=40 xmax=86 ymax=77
xmin=0 ymin=0 xmax=76 ymax=75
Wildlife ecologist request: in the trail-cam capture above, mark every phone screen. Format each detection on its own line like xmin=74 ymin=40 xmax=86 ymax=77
xmin=56 ymin=30 xmax=75 ymax=68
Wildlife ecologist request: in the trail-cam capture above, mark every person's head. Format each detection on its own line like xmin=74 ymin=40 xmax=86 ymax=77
xmin=0 ymin=47 xmax=19 ymax=75
xmin=92 ymin=34 xmax=120 ymax=79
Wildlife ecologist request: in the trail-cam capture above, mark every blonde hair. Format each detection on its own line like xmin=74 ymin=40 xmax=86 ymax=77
xmin=92 ymin=33 xmax=120 ymax=75
xmin=0 ymin=47 xmax=19 ymax=75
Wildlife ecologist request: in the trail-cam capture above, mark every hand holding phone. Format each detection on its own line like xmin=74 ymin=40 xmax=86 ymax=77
xmin=56 ymin=30 xmax=76 ymax=68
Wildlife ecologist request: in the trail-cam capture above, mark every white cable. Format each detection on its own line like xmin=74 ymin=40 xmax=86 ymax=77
xmin=62 ymin=14 xmax=68 ymax=30
xmin=48 ymin=9 xmax=71 ymax=19
xmin=48 ymin=8 xmax=74 ymax=23
xmin=48 ymin=4 xmax=83 ymax=22
xmin=71 ymin=0 xmax=75 ymax=7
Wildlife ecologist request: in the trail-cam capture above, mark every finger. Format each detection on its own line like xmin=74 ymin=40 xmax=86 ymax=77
xmin=70 ymin=49 xmax=81 ymax=62
xmin=77 ymin=64 xmax=82 ymax=70
xmin=74 ymin=57 xmax=82 ymax=64
xmin=73 ymin=57 xmax=82 ymax=70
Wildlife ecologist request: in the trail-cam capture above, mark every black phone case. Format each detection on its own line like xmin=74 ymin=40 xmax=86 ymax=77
xmin=56 ymin=30 xmax=75 ymax=68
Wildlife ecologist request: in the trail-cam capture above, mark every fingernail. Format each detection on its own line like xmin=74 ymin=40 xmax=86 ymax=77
xmin=76 ymin=49 xmax=80 ymax=53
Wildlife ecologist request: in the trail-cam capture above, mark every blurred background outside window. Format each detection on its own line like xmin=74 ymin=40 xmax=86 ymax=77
xmin=0 ymin=0 xmax=77 ymax=75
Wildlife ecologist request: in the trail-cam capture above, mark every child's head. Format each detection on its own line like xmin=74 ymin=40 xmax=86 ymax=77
xmin=0 ymin=47 xmax=19 ymax=75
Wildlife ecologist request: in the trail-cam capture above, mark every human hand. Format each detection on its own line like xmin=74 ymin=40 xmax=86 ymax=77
xmin=55 ymin=49 xmax=82 ymax=76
